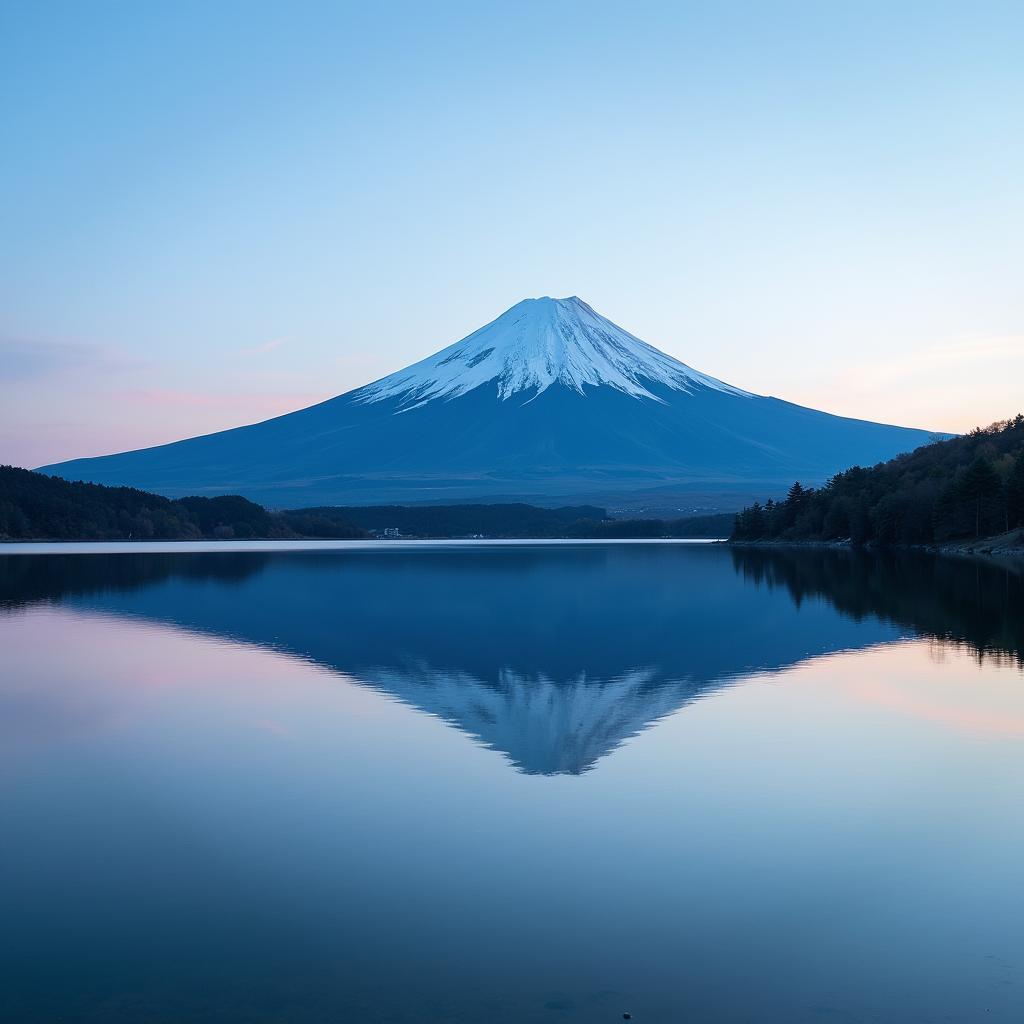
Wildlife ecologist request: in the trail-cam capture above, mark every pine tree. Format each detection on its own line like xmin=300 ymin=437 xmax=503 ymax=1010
xmin=746 ymin=501 xmax=766 ymax=538
xmin=1006 ymin=453 xmax=1024 ymax=531
xmin=958 ymin=456 xmax=1001 ymax=537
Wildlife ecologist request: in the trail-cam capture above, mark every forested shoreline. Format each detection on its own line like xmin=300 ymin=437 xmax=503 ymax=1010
xmin=0 ymin=467 xmax=368 ymax=541
xmin=732 ymin=416 xmax=1024 ymax=547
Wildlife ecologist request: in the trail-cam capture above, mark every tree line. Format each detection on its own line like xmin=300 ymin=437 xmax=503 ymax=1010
xmin=732 ymin=415 xmax=1024 ymax=545
xmin=0 ymin=466 xmax=367 ymax=540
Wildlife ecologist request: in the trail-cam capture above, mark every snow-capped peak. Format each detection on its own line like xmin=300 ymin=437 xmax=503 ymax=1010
xmin=355 ymin=296 xmax=750 ymax=409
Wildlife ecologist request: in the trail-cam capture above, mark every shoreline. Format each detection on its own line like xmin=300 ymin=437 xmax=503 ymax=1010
xmin=0 ymin=537 xmax=726 ymax=556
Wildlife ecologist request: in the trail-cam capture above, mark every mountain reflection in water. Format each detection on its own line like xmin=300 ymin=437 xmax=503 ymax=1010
xmin=2 ymin=544 xmax=1021 ymax=774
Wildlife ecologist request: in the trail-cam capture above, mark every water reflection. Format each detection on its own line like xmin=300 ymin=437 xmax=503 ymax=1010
xmin=2 ymin=545 xmax=1021 ymax=774
xmin=3 ymin=544 xmax=1024 ymax=1024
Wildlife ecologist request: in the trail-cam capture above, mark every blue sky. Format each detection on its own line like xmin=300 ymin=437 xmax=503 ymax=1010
xmin=2 ymin=0 xmax=1023 ymax=466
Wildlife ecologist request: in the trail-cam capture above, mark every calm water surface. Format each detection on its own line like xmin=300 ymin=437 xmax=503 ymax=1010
xmin=1 ymin=542 xmax=1023 ymax=1023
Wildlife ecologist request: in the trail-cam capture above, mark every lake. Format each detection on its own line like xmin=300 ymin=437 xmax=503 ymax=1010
xmin=1 ymin=541 xmax=1023 ymax=1023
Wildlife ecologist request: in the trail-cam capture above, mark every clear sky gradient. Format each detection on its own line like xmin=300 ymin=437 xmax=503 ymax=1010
xmin=2 ymin=1 xmax=1022 ymax=467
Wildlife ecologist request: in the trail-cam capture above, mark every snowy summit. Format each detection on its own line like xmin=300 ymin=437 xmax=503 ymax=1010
xmin=357 ymin=295 xmax=749 ymax=408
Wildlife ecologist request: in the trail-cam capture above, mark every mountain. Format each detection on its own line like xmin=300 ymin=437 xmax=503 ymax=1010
xmin=40 ymin=296 xmax=949 ymax=508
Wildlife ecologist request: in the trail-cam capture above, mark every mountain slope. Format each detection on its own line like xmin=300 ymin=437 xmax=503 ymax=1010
xmin=40 ymin=296 xmax=949 ymax=507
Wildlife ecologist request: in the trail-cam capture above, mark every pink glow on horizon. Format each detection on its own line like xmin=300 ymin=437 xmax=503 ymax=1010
xmin=9 ymin=388 xmax=332 ymax=467
xmin=0 ymin=606 xmax=400 ymax=771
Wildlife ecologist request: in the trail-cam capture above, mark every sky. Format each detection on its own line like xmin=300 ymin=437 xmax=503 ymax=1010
xmin=2 ymin=0 xmax=1023 ymax=468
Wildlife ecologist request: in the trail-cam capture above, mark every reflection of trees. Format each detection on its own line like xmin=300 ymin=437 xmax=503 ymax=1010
xmin=731 ymin=548 xmax=1024 ymax=667
xmin=0 ymin=553 xmax=268 ymax=609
